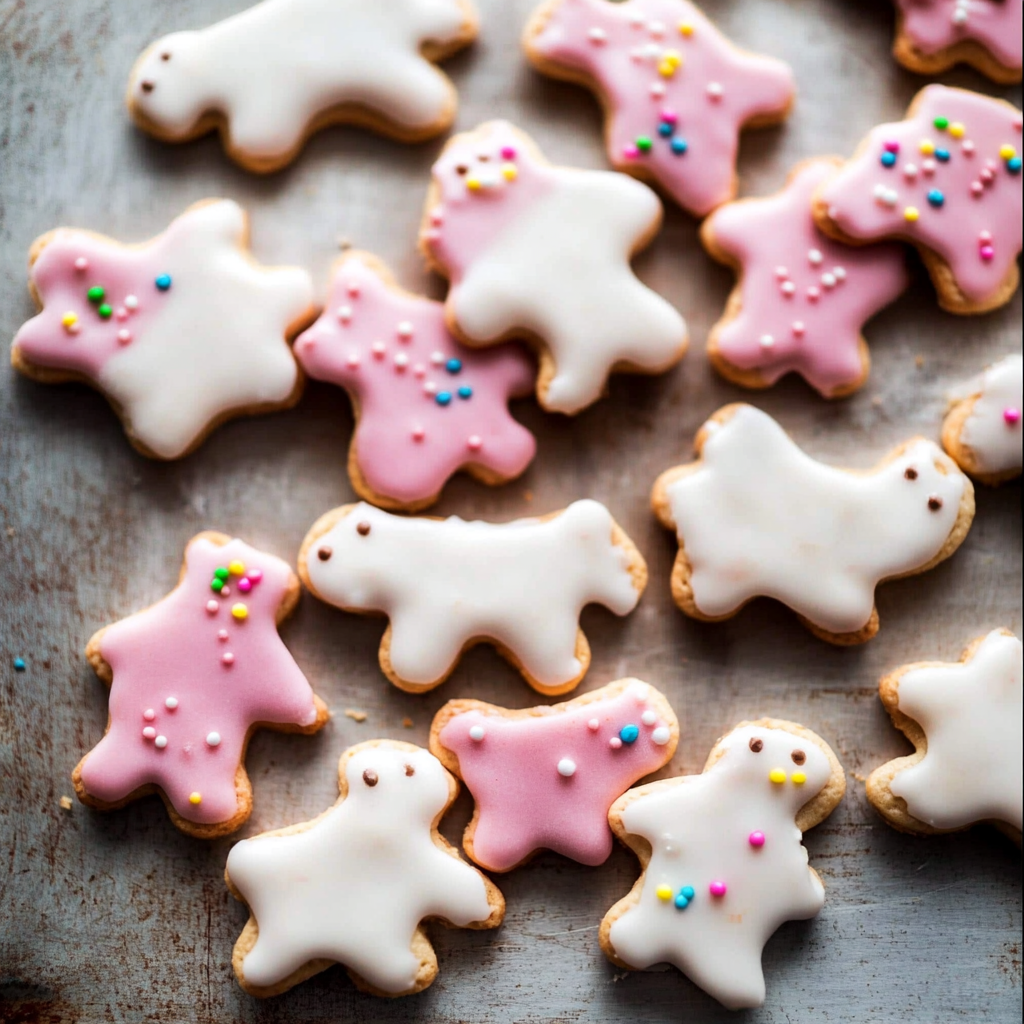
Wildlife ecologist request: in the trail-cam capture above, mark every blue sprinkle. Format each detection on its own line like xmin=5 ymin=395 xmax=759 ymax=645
xmin=13 ymin=657 xmax=26 ymax=671
xmin=1008 ymin=156 xmax=1022 ymax=174
xmin=935 ymin=148 xmax=950 ymax=162
xmin=445 ymin=358 xmax=462 ymax=374
xmin=674 ymin=894 xmax=690 ymax=910
xmin=458 ymin=385 xmax=473 ymax=399
xmin=435 ymin=391 xmax=452 ymax=406
xmin=927 ymin=189 xmax=944 ymax=207
xmin=155 ymin=273 xmax=172 ymax=291
xmin=658 ymin=121 xmax=674 ymax=138
xmin=681 ymin=886 xmax=695 ymax=900
xmin=880 ymin=151 xmax=897 ymax=168
xmin=670 ymin=137 xmax=688 ymax=156
xmin=619 ymin=724 xmax=639 ymax=744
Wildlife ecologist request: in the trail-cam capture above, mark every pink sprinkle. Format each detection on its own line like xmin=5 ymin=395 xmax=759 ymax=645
xmin=67 ymin=322 xmax=81 ymax=336
xmin=142 ymin=727 xmax=156 ymax=740
xmin=587 ymin=718 xmax=600 ymax=731
xmin=413 ymin=364 xmax=426 ymax=378
xmin=1004 ymin=408 xmax=1021 ymax=425
xmin=660 ymin=109 xmax=678 ymax=125
xmin=980 ymin=245 xmax=995 ymax=260
xmin=206 ymin=600 xmax=219 ymax=614
xmin=117 ymin=329 xmax=132 ymax=345
xmin=429 ymin=208 xmax=444 ymax=227
xmin=115 ymin=307 xmax=128 ymax=322
xmin=986 ymin=158 xmax=999 ymax=171
xmin=1014 ymin=115 xmax=1023 ymax=131
xmin=981 ymin=167 xmax=995 ymax=184
xmin=346 ymin=280 xmax=360 ymax=297
xmin=74 ymin=257 xmax=89 ymax=272
xmin=222 ymin=652 xmax=235 ymax=666
xmin=609 ymin=737 xmax=623 ymax=750
xmin=807 ymin=286 xmax=820 ymax=302
xmin=709 ymin=881 xmax=727 ymax=897
xmin=883 ymin=140 xmax=900 ymax=153
xmin=979 ymin=230 xmax=992 ymax=243
xmin=922 ymin=158 xmax=937 ymax=175
xmin=500 ymin=146 xmax=517 ymax=160
xmin=372 ymin=341 xmax=386 ymax=359
xmin=792 ymin=321 xmax=806 ymax=337
xmin=623 ymin=143 xmax=640 ymax=160
xmin=749 ymin=830 xmax=766 ymax=847
xmin=962 ymin=140 xmax=975 ymax=155
xmin=247 ymin=568 xmax=262 ymax=584
xmin=412 ymin=426 xmax=425 ymax=442
xmin=218 ymin=630 xmax=229 ymax=642
xmin=774 ymin=266 xmax=789 ymax=279
xmin=237 ymin=577 xmax=252 ymax=593
xmin=346 ymin=353 xmax=360 ymax=369
xmin=971 ymin=181 xmax=984 ymax=197
xmin=143 ymin=709 xmax=156 ymax=722
xmin=220 ymin=586 xmax=230 ymax=597
xmin=467 ymin=435 xmax=483 ymax=451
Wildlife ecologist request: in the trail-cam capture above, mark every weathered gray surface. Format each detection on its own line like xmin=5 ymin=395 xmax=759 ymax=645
xmin=0 ymin=0 xmax=1020 ymax=1021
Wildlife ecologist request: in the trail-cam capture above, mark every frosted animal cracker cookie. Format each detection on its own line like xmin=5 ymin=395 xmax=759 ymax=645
xmin=299 ymin=499 xmax=647 ymax=695
xmin=600 ymin=720 xmax=845 ymax=1009
xmin=11 ymin=200 xmax=313 ymax=459
xmin=226 ymin=740 xmax=504 ymax=996
xmin=72 ymin=535 xmax=329 ymax=838
xmin=127 ymin=0 xmax=479 ymax=172
xmin=651 ymin=404 xmax=975 ymax=644
xmin=867 ymin=630 xmax=1022 ymax=845
xmin=430 ymin=679 xmax=678 ymax=871
xmin=420 ymin=120 xmax=688 ymax=414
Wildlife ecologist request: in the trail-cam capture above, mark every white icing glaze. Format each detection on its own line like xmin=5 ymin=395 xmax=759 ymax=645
xmin=891 ymin=630 xmax=1023 ymax=832
xmin=606 ymin=725 xmax=834 ymax=1010
xmin=131 ymin=0 xmax=473 ymax=160
xmin=664 ymin=405 xmax=967 ymax=634
xmin=304 ymin=499 xmax=641 ymax=689
xmin=954 ymin=354 xmax=1023 ymax=475
xmin=227 ymin=744 xmax=495 ymax=994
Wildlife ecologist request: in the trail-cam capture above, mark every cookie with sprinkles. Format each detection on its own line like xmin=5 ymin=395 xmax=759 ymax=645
xmin=600 ymin=719 xmax=845 ymax=1009
xmin=701 ymin=157 xmax=909 ymax=398
xmin=814 ymin=85 xmax=1024 ymax=314
xmin=127 ymin=0 xmax=479 ymax=173
xmin=226 ymin=740 xmax=505 ymax=997
xmin=72 ymin=534 xmax=329 ymax=838
xmin=429 ymin=679 xmax=678 ymax=872
xmin=892 ymin=0 xmax=1022 ymax=84
xmin=299 ymin=499 xmax=648 ymax=696
xmin=942 ymin=353 xmax=1023 ymax=485
xmin=652 ymin=404 xmax=975 ymax=645
xmin=419 ymin=120 xmax=688 ymax=415
xmin=11 ymin=199 xmax=314 ymax=459
xmin=867 ymin=630 xmax=1022 ymax=846
xmin=523 ymin=0 xmax=796 ymax=217
xmin=294 ymin=252 xmax=536 ymax=512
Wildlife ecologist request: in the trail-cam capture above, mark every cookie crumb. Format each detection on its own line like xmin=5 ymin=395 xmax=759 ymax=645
xmin=915 ymin=354 xmax=925 ymax=368
xmin=337 ymin=237 xmax=353 ymax=251
xmin=871 ymin=395 xmax=883 ymax=408
xmin=6 ymin=527 xmax=14 ymax=537
xmin=401 ymin=716 xmax=414 ymax=729
xmin=59 ymin=796 xmax=73 ymax=811
xmin=344 ymin=708 xmax=367 ymax=722
xmin=523 ymin=490 xmax=533 ymax=502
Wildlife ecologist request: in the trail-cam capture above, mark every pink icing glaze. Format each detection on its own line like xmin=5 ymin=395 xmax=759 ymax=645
xmin=896 ymin=0 xmax=1023 ymax=70
xmin=528 ymin=0 xmax=795 ymax=216
xmin=79 ymin=537 xmax=320 ymax=826
xmin=294 ymin=256 xmax=536 ymax=505
xmin=819 ymin=85 xmax=1023 ymax=306
xmin=437 ymin=683 xmax=674 ymax=869
xmin=706 ymin=158 xmax=909 ymax=395
xmin=13 ymin=229 xmax=175 ymax=376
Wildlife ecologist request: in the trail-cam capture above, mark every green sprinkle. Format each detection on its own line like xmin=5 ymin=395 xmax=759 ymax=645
xmin=97 ymin=304 xmax=112 ymax=319
xmin=933 ymin=116 xmax=949 ymax=130
xmin=636 ymin=135 xmax=653 ymax=153
xmin=87 ymin=286 xmax=105 ymax=303
xmin=214 ymin=567 xmax=229 ymax=581
xmin=210 ymin=578 xmax=224 ymax=593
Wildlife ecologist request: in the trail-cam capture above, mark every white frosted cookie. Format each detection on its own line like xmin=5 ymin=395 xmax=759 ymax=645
xmin=226 ymin=740 xmax=504 ymax=997
xmin=651 ymin=403 xmax=975 ymax=644
xmin=298 ymin=499 xmax=648 ymax=695
xmin=600 ymin=719 xmax=845 ymax=1009
xmin=127 ymin=0 xmax=479 ymax=172
xmin=867 ymin=630 xmax=1023 ymax=846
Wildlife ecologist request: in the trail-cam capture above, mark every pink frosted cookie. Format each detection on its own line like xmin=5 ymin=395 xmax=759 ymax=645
xmin=72 ymin=534 xmax=329 ymax=838
xmin=429 ymin=679 xmax=678 ymax=871
xmin=299 ymin=499 xmax=647 ymax=696
xmin=523 ymin=0 xmax=795 ymax=217
xmin=701 ymin=158 xmax=909 ymax=398
xmin=600 ymin=720 xmax=845 ymax=1009
xmin=814 ymin=86 xmax=1023 ymax=315
xmin=652 ymin=404 xmax=975 ymax=645
xmin=226 ymin=740 xmax=505 ymax=997
xmin=11 ymin=200 xmax=314 ymax=459
xmin=867 ymin=630 xmax=1022 ymax=846
xmin=127 ymin=0 xmax=479 ymax=173
xmin=942 ymin=353 xmax=1023 ymax=485
xmin=893 ymin=0 xmax=1022 ymax=84
xmin=419 ymin=120 xmax=688 ymax=414
xmin=294 ymin=252 xmax=536 ymax=512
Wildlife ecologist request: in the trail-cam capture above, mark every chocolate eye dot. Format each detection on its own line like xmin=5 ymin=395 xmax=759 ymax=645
xmin=791 ymin=749 xmax=806 ymax=766
xmin=160 ymin=52 xmax=171 ymax=61
xmin=928 ymin=495 xmax=943 ymax=511
xmin=362 ymin=769 xmax=378 ymax=787
xmin=455 ymin=164 xmax=469 ymax=175
xmin=317 ymin=546 xmax=332 ymax=562
xmin=356 ymin=521 xmax=371 ymax=537
xmin=141 ymin=81 xmax=155 ymax=93
xmin=478 ymin=154 xmax=490 ymax=162
xmin=904 ymin=467 xmax=918 ymax=480
xmin=749 ymin=738 xmax=763 ymax=753
xmin=404 ymin=763 xmax=415 ymax=777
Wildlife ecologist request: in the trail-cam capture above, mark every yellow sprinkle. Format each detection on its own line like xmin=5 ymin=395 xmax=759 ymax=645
xmin=664 ymin=50 xmax=682 ymax=68
xmin=949 ymin=122 xmax=965 ymax=139
xmin=919 ymin=140 xmax=935 ymax=155
xmin=769 ymin=768 xmax=786 ymax=784
xmin=791 ymin=771 xmax=807 ymax=785
xmin=678 ymin=21 xmax=694 ymax=37
xmin=231 ymin=603 xmax=249 ymax=621
xmin=658 ymin=61 xmax=675 ymax=78
xmin=62 ymin=311 xmax=78 ymax=327
xmin=501 ymin=163 xmax=518 ymax=182
xmin=189 ymin=792 xmax=202 ymax=805
xmin=465 ymin=177 xmax=482 ymax=192
xmin=1000 ymin=144 xmax=1017 ymax=160
xmin=904 ymin=206 xmax=920 ymax=223
xmin=228 ymin=560 xmax=246 ymax=576
xmin=656 ymin=885 xmax=674 ymax=901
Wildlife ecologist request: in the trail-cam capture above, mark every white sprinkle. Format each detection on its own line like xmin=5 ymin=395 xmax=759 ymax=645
xmin=792 ymin=321 xmax=806 ymax=337
xmin=430 ymin=351 xmax=446 ymax=365
xmin=154 ymin=735 xmax=168 ymax=749
xmin=821 ymin=272 xmax=837 ymax=289
xmin=629 ymin=11 xmax=645 ymax=27
xmin=588 ymin=26 xmax=607 ymax=44
xmin=469 ymin=725 xmax=486 ymax=742
xmin=206 ymin=600 xmax=219 ymax=614
xmin=74 ymin=257 xmax=89 ymax=272
xmin=142 ymin=727 xmax=156 ymax=740
xmin=649 ymin=82 xmax=667 ymax=99
xmin=760 ymin=334 xmax=774 ymax=349
xmin=781 ymin=281 xmax=796 ymax=296
xmin=587 ymin=718 xmax=600 ymax=731
xmin=477 ymin=168 xmax=501 ymax=189
xmin=833 ymin=266 xmax=847 ymax=282
xmin=642 ymin=42 xmax=660 ymax=59
xmin=641 ymin=710 xmax=657 ymax=726
xmin=557 ymin=758 xmax=577 ymax=777
xmin=651 ymin=726 xmax=671 ymax=746
xmin=337 ymin=305 xmax=353 ymax=324
xmin=218 ymin=630 xmax=229 ymax=642
xmin=424 ymin=382 xmax=437 ymax=395
xmin=648 ymin=19 xmax=666 ymax=37
xmin=346 ymin=280 xmax=360 ymax=297
xmin=206 ymin=732 xmax=221 ymax=747
xmin=346 ymin=353 xmax=360 ymax=369
xmin=903 ymin=163 xmax=918 ymax=181
xmin=609 ymin=737 xmax=623 ymax=750
xmin=397 ymin=321 xmax=414 ymax=340
xmin=124 ymin=294 xmax=138 ymax=310
xmin=706 ymin=81 xmax=723 ymax=100
xmin=774 ymin=266 xmax=789 ymax=279
xmin=467 ymin=435 xmax=483 ymax=451
xmin=117 ymin=329 xmax=132 ymax=345
xmin=222 ymin=652 xmax=235 ymax=666
xmin=372 ymin=341 xmax=386 ymax=358
xmin=165 ymin=697 xmax=178 ymax=710
xmin=807 ymin=248 xmax=823 ymax=266
xmin=394 ymin=352 xmax=409 ymax=369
